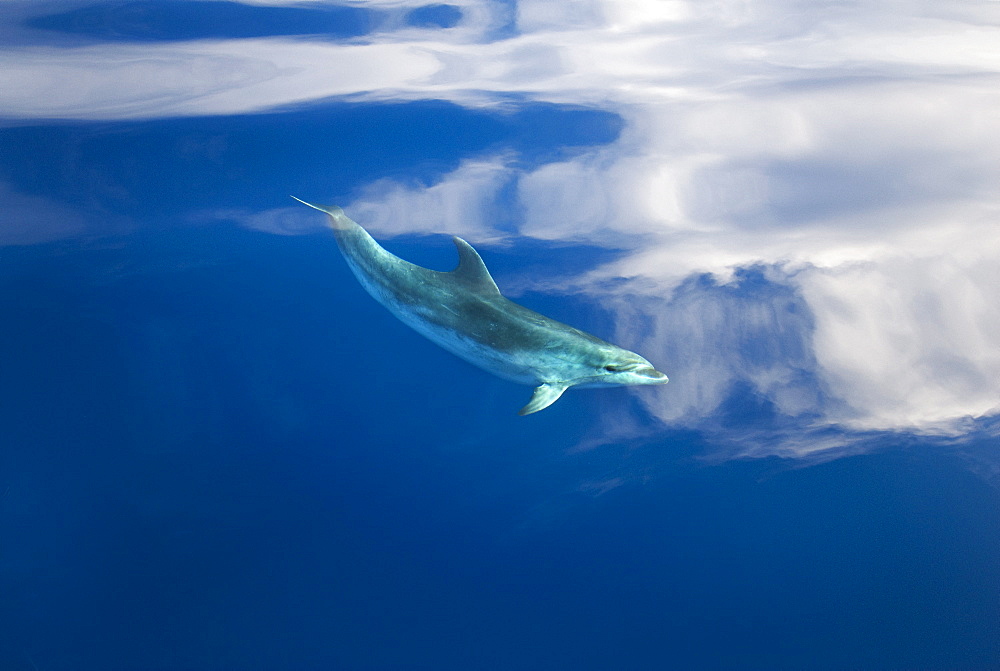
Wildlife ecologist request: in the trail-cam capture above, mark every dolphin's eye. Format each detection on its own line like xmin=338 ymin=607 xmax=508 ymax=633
xmin=604 ymin=364 xmax=620 ymax=372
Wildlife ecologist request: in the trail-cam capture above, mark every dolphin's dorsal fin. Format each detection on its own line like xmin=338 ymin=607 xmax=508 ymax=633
xmin=518 ymin=383 xmax=569 ymax=416
xmin=450 ymin=237 xmax=501 ymax=295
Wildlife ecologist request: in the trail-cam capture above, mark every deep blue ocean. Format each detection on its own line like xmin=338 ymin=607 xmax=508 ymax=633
xmin=2 ymin=2 xmax=1000 ymax=669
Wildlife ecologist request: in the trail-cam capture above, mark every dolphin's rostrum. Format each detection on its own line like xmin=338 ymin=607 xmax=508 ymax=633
xmin=293 ymin=198 xmax=668 ymax=415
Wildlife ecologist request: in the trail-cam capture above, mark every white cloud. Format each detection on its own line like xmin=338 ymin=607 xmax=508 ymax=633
xmin=222 ymin=156 xmax=513 ymax=242
xmin=541 ymin=76 xmax=1000 ymax=440
xmin=210 ymin=205 xmax=328 ymax=236
xmin=0 ymin=182 xmax=87 ymax=246
xmin=798 ymin=253 xmax=1000 ymax=433
xmin=5 ymin=0 xmax=1000 ymax=449
xmin=515 ymin=0 xmax=606 ymax=32
xmin=5 ymin=1 xmax=999 ymax=117
xmin=0 ymin=39 xmax=441 ymax=119
xmin=345 ymin=156 xmax=514 ymax=243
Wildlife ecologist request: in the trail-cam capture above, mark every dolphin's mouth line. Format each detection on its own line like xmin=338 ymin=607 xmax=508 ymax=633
xmin=603 ymin=362 xmax=642 ymax=372
xmin=604 ymin=362 xmax=668 ymax=378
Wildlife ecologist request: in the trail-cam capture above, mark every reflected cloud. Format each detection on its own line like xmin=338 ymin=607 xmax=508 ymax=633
xmin=5 ymin=0 xmax=999 ymax=455
xmin=0 ymin=38 xmax=441 ymax=119
xmin=345 ymin=156 xmax=514 ymax=243
xmin=222 ymin=155 xmax=514 ymax=240
xmin=0 ymin=182 xmax=87 ymax=246
xmin=208 ymin=205 xmax=327 ymax=236
xmin=798 ymin=254 xmax=1000 ymax=433
xmin=3 ymin=0 xmax=998 ymax=119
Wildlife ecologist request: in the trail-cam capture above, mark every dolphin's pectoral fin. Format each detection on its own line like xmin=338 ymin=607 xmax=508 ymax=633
xmin=450 ymin=237 xmax=501 ymax=296
xmin=518 ymin=383 xmax=569 ymax=416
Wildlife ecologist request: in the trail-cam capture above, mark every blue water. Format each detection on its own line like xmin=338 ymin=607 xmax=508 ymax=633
xmin=2 ymin=2 xmax=999 ymax=669
xmin=3 ymin=224 xmax=999 ymax=669
xmin=27 ymin=1 xmax=379 ymax=42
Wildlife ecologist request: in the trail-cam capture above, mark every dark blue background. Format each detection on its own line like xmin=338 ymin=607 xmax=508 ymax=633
xmin=2 ymin=2 xmax=999 ymax=669
xmin=3 ymin=225 xmax=999 ymax=670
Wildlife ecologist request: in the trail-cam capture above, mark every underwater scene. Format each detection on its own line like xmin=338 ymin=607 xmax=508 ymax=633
xmin=2 ymin=1 xmax=999 ymax=669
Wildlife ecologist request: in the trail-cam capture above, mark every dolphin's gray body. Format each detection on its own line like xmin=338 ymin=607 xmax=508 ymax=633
xmin=294 ymin=198 xmax=668 ymax=415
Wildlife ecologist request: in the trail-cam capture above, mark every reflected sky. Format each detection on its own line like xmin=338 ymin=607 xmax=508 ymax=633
xmin=27 ymin=1 xmax=379 ymax=42
xmin=3 ymin=2 xmax=1000 ymax=670
xmin=3 ymin=0 xmax=998 ymax=457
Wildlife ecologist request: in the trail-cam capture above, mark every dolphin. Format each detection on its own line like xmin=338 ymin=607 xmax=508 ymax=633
xmin=293 ymin=198 xmax=668 ymax=415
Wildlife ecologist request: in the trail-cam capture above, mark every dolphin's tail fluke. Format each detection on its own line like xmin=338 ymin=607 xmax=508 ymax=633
xmin=290 ymin=196 xmax=353 ymax=231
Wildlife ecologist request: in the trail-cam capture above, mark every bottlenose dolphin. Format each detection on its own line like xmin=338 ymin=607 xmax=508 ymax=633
xmin=293 ymin=198 xmax=668 ymax=415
